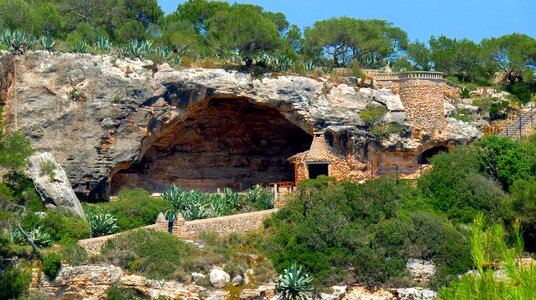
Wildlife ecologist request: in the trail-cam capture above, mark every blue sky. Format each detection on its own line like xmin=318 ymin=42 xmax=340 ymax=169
xmin=157 ymin=0 xmax=536 ymax=43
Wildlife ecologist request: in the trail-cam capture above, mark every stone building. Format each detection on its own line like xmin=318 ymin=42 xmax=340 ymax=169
xmin=288 ymin=132 xmax=352 ymax=184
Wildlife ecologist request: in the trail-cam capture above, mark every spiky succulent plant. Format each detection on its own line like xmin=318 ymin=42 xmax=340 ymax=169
xmin=276 ymin=263 xmax=313 ymax=300
xmin=87 ymin=212 xmax=117 ymax=237
xmin=12 ymin=226 xmax=53 ymax=247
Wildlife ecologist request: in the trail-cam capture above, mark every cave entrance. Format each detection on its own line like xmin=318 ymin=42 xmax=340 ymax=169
xmin=307 ymin=162 xmax=330 ymax=179
xmin=110 ymin=98 xmax=313 ymax=194
xmin=420 ymin=146 xmax=449 ymax=164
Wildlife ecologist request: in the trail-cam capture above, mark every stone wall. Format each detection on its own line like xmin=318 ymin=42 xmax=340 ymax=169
xmin=78 ymin=209 xmax=277 ymax=254
xmin=184 ymin=209 xmax=277 ymax=237
xmin=375 ymin=78 xmax=446 ymax=134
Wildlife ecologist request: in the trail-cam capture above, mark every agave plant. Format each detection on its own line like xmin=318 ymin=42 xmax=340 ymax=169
xmin=95 ymin=37 xmax=113 ymax=53
xmin=460 ymin=87 xmax=473 ymax=99
xmin=156 ymin=47 xmax=171 ymax=59
xmin=162 ymin=184 xmax=190 ymax=211
xmin=124 ymin=39 xmax=153 ymax=59
xmin=276 ymin=263 xmax=313 ymax=300
xmin=72 ymin=41 xmax=90 ymax=54
xmin=2 ymin=30 xmax=36 ymax=54
xmin=87 ymin=212 xmax=117 ymax=237
xmin=304 ymin=61 xmax=316 ymax=72
xmin=39 ymin=35 xmax=55 ymax=52
xmin=221 ymin=188 xmax=241 ymax=211
xmin=12 ymin=226 xmax=53 ymax=247
xmin=183 ymin=202 xmax=208 ymax=221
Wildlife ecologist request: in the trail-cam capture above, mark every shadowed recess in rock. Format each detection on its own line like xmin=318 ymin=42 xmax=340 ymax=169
xmin=110 ymin=98 xmax=313 ymax=193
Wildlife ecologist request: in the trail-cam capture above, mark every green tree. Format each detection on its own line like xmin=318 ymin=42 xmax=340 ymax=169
xmin=176 ymin=0 xmax=230 ymax=34
xmin=206 ymin=4 xmax=282 ymax=55
xmin=481 ymin=33 xmax=536 ymax=85
xmin=406 ymin=40 xmax=431 ymax=70
xmin=429 ymin=35 xmax=485 ymax=82
xmin=303 ymin=17 xmax=408 ymax=67
xmin=0 ymin=131 xmax=33 ymax=170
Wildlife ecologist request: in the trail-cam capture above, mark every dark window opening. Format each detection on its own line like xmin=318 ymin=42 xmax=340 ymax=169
xmin=308 ymin=163 xmax=329 ymax=179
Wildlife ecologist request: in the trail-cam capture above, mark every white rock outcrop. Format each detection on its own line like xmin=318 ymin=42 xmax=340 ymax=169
xmin=27 ymin=152 xmax=85 ymax=219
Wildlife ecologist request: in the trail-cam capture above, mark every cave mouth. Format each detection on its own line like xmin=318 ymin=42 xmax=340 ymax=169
xmin=110 ymin=98 xmax=313 ymax=194
xmin=420 ymin=146 xmax=449 ymax=164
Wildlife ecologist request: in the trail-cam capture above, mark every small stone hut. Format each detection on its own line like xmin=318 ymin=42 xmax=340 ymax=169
xmin=288 ymin=132 xmax=352 ymax=185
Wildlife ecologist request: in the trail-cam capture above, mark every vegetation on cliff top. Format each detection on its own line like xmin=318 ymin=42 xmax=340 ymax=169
xmin=0 ymin=0 xmax=534 ymax=102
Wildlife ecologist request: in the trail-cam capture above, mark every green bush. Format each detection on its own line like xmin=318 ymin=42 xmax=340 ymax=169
xmin=475 ymin=136 xmax=534 ymax=190
xmin=510 ymin=179 xmax=536 ymax=252
xmin=0 ymin=263 xmax=31 ymax=299
xmin=418 ymin=147 xmax=507 ymax=223
xmin=60 ymin=244 xmax=88 ymax=266
xmin=41 ymin=252 xmax=62 ymax=279
xmin=100 ymin=230 xmax=195 ymax=280
xmin=264 ymin=177 xmax=473 ymax=286
xmin=106 ymin=283 xmax=147 ymax=300
xmin=40 ymin=210 xmax=91 ymax=244
xmin=93 ymin=189 xmax=172 ymax=231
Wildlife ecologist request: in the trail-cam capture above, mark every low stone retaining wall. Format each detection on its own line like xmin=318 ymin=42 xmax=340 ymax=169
xmin=79 ymin=209 xmax=278 ymax=254
xmin=184 ymin=209 xmax=277 ymax=237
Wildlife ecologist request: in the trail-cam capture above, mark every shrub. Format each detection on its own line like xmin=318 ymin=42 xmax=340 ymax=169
xmin=264 ymin=177 xmax=473 ymax=286
xmin=93 ymin=189 xmax=172 ymax=231
xmin=39 ymin=160 xmax=56 ymax=181
xmin=276 ymin=263 xmax=313 ymax=300
xmin=40 ymin=210 xmax=91 ymax=244
xmin=100 ymin=230 xmax=195 ymax=280
xmin=475 ymin=136 xmax=534 ymax=190
xmin=42 ymin=252 xmax=62 ymax=279
xmin=418 ymin=147 xmax=507 ymax=223
xmin=106 ymin=283 xmax=146 ymax=300
xmin=358 ymin=104 xmax=387 ymax=125
xmin=510 ymin=179 xmax=536 ymax=252
xmin=87 ymin=212 xmax=117 ymax=237
xmin=60 ymin=244 xmax=88 ymax=266
xmin=0 ymin=263 xmax=31 ymax=299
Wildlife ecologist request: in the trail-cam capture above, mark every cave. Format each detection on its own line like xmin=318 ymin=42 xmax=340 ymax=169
xmin=110 ymin=98 xmax=313 ymax=194
xmin=419 ymin=146 xmax=449 ymax=164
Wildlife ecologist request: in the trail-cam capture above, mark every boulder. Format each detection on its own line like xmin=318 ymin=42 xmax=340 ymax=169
xmin=191 ymin=272 xmax=207 ymax=284
xmin=27 ymin=152 xmax=85 ymax=219
xmin=209 ymin=268 xmax=230 ymax=288
xmin=406 ymin=259 xmax=435 ymax=284
xmin=395 ymin=288 xmax=436 ymax=300
xmin=232 ymin=275 xmax=245 ymax=286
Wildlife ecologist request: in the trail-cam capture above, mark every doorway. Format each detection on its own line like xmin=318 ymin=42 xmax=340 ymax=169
xmin=307 ymin=163 xmax=329 ymax=179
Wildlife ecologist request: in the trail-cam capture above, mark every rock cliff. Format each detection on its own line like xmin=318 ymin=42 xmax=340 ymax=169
xmin=0 ymin=51 xmax=483 ymax=200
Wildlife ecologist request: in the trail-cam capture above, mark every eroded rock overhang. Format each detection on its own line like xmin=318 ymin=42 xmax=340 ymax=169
xmin=1 ymin=51 xmax=483 ymax=200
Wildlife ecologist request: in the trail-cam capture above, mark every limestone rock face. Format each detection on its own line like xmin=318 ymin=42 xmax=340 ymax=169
xmin=1 ymin=51 xmax=485 ymax=199
xmin=210 ymin=268 xmax=231 ymax=288
xmin=27 ymin=152 xmax=85 ymax=218
xmin=31 ymin=265 xmax=200 ymax=300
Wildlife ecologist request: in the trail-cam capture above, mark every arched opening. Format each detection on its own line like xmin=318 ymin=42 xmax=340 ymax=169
xmin=110 ymin=98 xmax=313 ymax=194
xmin=420 ymin=146 xmax=449 ymax=164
